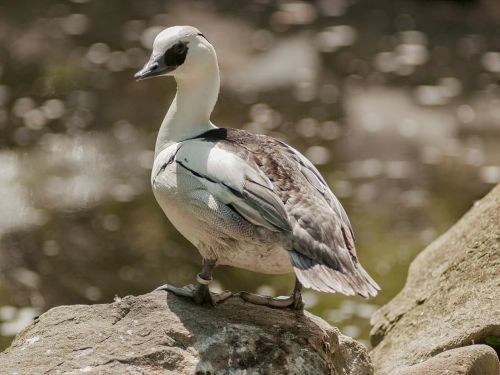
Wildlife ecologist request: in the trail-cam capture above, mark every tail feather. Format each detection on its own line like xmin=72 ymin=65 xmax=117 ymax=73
xmin=290 ymin=251 xmax=380 ymax=298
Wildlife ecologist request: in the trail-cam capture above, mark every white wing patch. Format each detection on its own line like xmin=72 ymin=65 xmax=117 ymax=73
xmin=167 ymin=140 xmax=291 ymax=232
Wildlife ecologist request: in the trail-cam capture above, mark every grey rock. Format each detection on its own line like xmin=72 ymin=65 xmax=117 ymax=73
xmin=393 ymin=345 xmax=499 ymax=375
xmin=370 ymin=184 xmax=500 ymax=375
xmin=0 ymin=291 xmax=373 ymax=374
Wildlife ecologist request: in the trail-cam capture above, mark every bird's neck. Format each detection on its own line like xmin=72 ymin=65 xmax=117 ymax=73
xmin=155 ymin=65 xmax=220 ymax=157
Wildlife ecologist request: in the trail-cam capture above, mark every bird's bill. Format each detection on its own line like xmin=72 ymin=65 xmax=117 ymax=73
xmin=134 ymin=56 xmax=176 ymax=81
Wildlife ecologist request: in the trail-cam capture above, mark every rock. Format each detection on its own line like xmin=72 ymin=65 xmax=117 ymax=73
xmin=393 ymin=345 xmax=499 ymax=375
xmin=0 ymin=291 xmax=373 ymax=374
xmin=370 ymin=184 xmax=500 ymax=375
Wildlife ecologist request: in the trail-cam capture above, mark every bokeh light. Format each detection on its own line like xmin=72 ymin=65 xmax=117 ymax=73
xmin=0 ymin=0 xmax=499 ymax=350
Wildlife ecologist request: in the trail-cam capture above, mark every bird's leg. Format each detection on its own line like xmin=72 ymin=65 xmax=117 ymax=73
xmin=239 ymin=277 xmax=304 ymax=310
xmin=156 ymin=259 xmax=232 ymax=306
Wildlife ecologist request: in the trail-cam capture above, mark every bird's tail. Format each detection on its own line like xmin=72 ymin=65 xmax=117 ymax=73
xmin=290 ymin=251 xmax=380 ymax=298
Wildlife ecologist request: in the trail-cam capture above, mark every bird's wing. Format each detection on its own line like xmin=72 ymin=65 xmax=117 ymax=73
xmin=171 ymin=139 xmax=291 ymax=233
xmin=273 ymin=140 xmax=379 ymax=297
xmin=277 ymin=140 xmax=356 ymax=247
xmin=176 ymin=128 xmax=379 ymax=297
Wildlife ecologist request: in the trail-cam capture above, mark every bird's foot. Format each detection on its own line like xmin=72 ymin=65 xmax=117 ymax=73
xmin=156 ymin=283 xmax=232 ymax=306
xmin=238 ymin=291 xmax=304 ymax=310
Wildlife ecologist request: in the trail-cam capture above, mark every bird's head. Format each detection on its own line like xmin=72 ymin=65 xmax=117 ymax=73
xmin=135 ymin=26 xmax=215 ymax=81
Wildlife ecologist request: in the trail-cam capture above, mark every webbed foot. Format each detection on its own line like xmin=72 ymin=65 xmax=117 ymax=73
xmin=238 ymin=278 xmax=304 ymax=310
xmin=156 ymin=283 xmax=232 ymax=306
xmin=239 ymin=291 xmax=304 ymax=310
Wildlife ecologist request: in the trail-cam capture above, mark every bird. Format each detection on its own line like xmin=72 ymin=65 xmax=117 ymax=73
xmin=134 ymin=25 xmax=380 ymax=309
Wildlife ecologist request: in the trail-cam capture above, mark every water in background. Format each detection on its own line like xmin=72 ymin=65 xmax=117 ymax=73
xmin=0 ymin=0 xmax=499 ymax=349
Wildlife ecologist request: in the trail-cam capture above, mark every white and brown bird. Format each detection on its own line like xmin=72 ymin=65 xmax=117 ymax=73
xmin=135 ymin=26 xmax=380 ymax=309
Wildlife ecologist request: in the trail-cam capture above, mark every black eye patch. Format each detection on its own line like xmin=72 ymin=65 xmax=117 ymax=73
xmin=164 ymin=42 xmax=189 ymax=67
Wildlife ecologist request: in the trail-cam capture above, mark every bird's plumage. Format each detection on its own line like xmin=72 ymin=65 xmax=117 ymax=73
xmin=152 ymin=128 xmax=379 ymax=297
xmin=140 ymin=25 xmax=379 ymax=301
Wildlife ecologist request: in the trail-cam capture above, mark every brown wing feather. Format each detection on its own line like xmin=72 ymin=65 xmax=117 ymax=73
xmin=194 ymin=128 xmax=380 ymax=297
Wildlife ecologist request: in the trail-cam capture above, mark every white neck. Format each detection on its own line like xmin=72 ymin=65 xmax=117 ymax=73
xmin=155 ymin=63 xmax=220 ymax=156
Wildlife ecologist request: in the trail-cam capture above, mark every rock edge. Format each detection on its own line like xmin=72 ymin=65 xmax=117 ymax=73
xmin=0 ymin=291 xmax=373 ymax=374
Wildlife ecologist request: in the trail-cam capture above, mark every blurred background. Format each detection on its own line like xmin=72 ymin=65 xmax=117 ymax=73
xmin=0 ymin=0 xmax=499 ymax=349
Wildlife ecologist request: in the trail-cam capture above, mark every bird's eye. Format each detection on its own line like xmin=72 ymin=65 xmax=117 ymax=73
xmin=172 ymin=43 xmax=187 ymax=55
